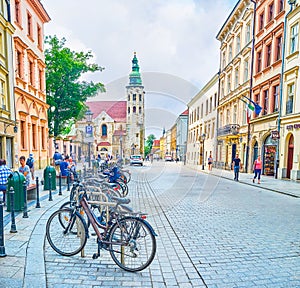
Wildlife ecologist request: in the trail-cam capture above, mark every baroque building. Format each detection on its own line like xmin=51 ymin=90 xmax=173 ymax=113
xmin=0 ymin=1 xmax=16 ymax=168
xmin=11 ymin=0 xmax=50 ymax=168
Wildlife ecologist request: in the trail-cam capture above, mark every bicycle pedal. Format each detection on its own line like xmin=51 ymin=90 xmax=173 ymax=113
xmin=92 ymin=253 xmax=99 ymax=259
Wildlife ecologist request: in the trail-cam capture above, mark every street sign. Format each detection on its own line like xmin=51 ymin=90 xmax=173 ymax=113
xmin=86 ymin=125 xmax=93 ymax=134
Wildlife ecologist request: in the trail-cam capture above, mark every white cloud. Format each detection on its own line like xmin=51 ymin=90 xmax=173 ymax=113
xmin=43 ymin=0 xmax=237 ymax=137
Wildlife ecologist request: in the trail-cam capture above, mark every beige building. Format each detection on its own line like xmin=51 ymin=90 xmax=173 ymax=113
xmin=187 ymin=74 xmax=218 ymax=168
xmin=12 ymin=0 xmax=50 ymax=168
xmin=0 ymin=1 xmax=16 ymax=168
xmin=216 ymin=0 xmax=255 ymax=170
xmin=278 ymin=0 xmax=300 ymax=180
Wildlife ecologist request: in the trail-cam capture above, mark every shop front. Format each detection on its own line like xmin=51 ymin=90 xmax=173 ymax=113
xmin=263 ymin=135 xmax=277 ymax=176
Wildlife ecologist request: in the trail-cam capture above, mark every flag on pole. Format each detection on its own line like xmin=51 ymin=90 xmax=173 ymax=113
xmin=241 ymin=98 xmax=254 ymax=124
xmin=242 ymin=95 xmax=262 ymax=115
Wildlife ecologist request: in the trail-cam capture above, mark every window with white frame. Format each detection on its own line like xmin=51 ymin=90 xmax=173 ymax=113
xmin=245 ymin=22 xmax=251 ymax=43
xmin=244 ymin=59 xmax=249 ymax=82
xmin=228 ymin=44 xmax=232 ymax=62
xmin=286 ymin=83 xmax=294 ymax=114
xmin=233 ymin=105 xmax=237 ymax=123
xmin=0 ymin=79 xmax=6 ymax=110
xmin=226 ymin=108 xmax=230 ymax=124
xmin=234 ymin=67 xmax=239 ymax=88
xmin=227 ymin=74 xmax=231 ymax=94
xmin=236 ymin=34 xmax=241 ymax=54
xmin=290 ymin=23 xmax=299 ymax=54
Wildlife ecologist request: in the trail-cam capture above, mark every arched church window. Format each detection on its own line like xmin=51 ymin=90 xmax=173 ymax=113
xmin=139 ymin=107 xmax=142 ymax=114
xmin=133 ymin=106 xmax=136 ymax=113
xmin=102 ymin=124 xmax=107 ymax=136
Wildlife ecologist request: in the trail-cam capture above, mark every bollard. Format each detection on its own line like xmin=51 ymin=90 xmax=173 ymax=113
xmin=9 ymin=187 xmax=17 ymax=233
xmin=0 ymin=191 xmax=6 ymax=257
xmin=22 ymin=181 xmax=28 ymax=218
xmin=67 ymin=173 xmax=70 ymax=191
xmin=35 ymin=177 xmax=40 ymax=208
xmin=59 ymin=172 xmax=62 ymax=196
xmin=48 ymin=172 xmax=53 ymax=201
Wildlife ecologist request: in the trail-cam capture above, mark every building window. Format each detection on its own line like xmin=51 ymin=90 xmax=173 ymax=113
xmin=16 ymin=50 xmax=23 ymax=78
xmin=201 ymin=103 xmax=203 ymax=118
xmin=101 ymin=124 xmax=107 ymax=136
xmin=266 ymin=44 xmax=271 ymax=67
xmin=227 ymin=74 xmax=231 ymax=94
xmin=246 ymin=23 xmax=251 ymax=43
xmin=226 ymin=109 xmax=230 ymax=124
xmin=37 ymin=24 xmax=42 ymax=48
xmin=220 ymin=80 xmax=224 ymax=98
xmin=286 ymin=84 xmax=294 ymax=114
xmin=139 ymin=94 xmax=142 ymax=101
xmin=257 ymin=51 xmax=262 ymax=72
xmin=21 ymin=120 xmax=26 ymax=149
xmin=275 ymin=36 xmax=282 ymax=61
xmin=244 ymin=60 xmax=249 ymax=82
xmin=197 ymin=107 xmax=199 ymax=120
xmin=222 ymin=51 xmax=226 ymax=69
xmin=214 ymin=93 xmax=217 ymax=108
xmin=219 ymin=112 xmax=223 ymax=127
xmin=128 ymin=94 xmax=130 ymax=101
xmin=133 ymin=94 xmax=136 ymax=101
xmin=0 ymin=80 xmax=6 ymax=110
xmin=27 ymin=12 xmax=33 ymax=38
xmin=268 ymin=3 xmax=274 ymax=22
xmin=209 ymin=97 xmax=213 ymax=113
xmin=133 ymin=106 xmax=136 ymax=113
xmin=41 ymin=126 xmax=45 ymax=150
xmin=233 ymin=105 xmax=237 ymax=123
xmin=259 ymin=13 xmax=264 ymax=31
xmin=32 ymin=123 xmax=37 ymax=150
xmin=272 ymin=85 xmax=279 ymax=112
xmin=228 ymin=44 xmax=232 ymax=62
xmin=206 ymin=99 xmax=208 ymax=115
xmin=263 ymin=90 xmax=269 ymax=115
xmin=139 ymin=107 xmax=142 ymax=114
xmin=29 ymin=60 xmax=34 ymax=85
xmin=39 ymin=68 xmax=43 ymax=91
xmin=128 ymin=107 xmax=130 ymax=114
xmin=236 ymin=34 xmax=241 ymax=54
xmin=278 ymin=0 xmax=284 ymax=13
xmin=290 ymin=24 xmax=299 ymax=54
xmin=15 ymin=0 xmax=21 ymax=25
xmin=234 ymin=67 xmax=239 ymax=88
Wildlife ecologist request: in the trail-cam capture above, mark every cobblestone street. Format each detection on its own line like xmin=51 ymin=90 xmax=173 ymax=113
xmin=44 ymin=162 xmax=300 ymax=288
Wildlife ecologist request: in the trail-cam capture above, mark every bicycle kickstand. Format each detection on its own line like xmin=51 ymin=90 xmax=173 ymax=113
xmin=92 ymin=239 xmax=102 ymax=259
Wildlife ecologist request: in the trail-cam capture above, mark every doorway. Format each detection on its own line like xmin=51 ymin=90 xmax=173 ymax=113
xmin=287 ymin=135 xmax=294 ymax=179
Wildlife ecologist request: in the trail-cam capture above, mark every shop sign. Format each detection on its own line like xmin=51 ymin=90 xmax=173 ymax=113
xmin=271 ymin=130 xmax=280 ymax=140
xmin=286 ymin=125 xmax=293 ymax=130
xmin=294 ymin=124 xmax=300 ymax=129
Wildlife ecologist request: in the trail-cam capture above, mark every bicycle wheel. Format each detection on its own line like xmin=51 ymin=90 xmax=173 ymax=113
xmin=59 ymin=201 xmax=90 ymax=228
xmin=46 ymin=208 xmax=88 ymax=256
xmin=109 ymin=217 xmax=156 ymax=272
xmin=115 ymin=179 xmax=128 ymax=197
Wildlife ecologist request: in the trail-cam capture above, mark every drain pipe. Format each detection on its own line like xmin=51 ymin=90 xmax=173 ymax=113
xmin=275 ymin=0 xmax=295 ymax=179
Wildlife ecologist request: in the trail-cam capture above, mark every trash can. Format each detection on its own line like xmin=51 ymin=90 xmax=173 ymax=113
xmin=43 ymin=166 xmax=56 ymax=190
xmin=6 ymin=171 xmax=26 ymax=212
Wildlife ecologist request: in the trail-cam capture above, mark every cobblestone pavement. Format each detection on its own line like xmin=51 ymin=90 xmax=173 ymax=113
xmin=43 ymin=162 xmax=300 ymax=288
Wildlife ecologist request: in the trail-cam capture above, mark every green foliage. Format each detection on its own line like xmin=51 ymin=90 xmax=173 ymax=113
xmin=144 ymin=134 xmax=156 ymax=156
xmin=45 ymin=35 xmax=105 ymax=136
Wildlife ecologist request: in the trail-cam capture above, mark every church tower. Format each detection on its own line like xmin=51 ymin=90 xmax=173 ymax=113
xmin=125 ymin=52 xmax=145 ymax=157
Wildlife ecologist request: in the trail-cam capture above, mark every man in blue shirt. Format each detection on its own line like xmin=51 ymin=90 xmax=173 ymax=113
xmin=60 ymin=156 xmax=70 ymax=177
xmin=0 ymin=159 xmax=12 ymax=204
xmin=232 ymin=153 xmax=242 ymax=181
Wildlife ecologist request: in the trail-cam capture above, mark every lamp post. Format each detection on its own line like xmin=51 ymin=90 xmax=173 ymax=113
xmin=50 ymin=106 xmax=56 ymax=149
xmin=200 ymin=133 xmax=206 ymax=170
xmin=85 ymin=110 xmax=94 ymax=168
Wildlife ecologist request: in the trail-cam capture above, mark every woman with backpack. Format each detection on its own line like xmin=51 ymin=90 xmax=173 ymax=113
xmin=26 ymin=153 xmax=35 ymax=180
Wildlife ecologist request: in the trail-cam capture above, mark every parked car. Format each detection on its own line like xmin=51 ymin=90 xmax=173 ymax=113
xmin=130 ymin=155 xmax=143 ymax=166
xmin=164 ymin=155 xmax=173 ymax=161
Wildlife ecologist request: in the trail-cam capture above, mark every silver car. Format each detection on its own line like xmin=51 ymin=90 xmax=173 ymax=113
xmin=130 ymin=155 xmax=143 ymax=166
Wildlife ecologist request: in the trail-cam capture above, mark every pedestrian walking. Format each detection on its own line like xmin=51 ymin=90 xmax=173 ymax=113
xmin=26 ymin=153 xmax=35 ymax=180
xmin=53 ymin=150 xmax=63 ymax=174
xmin=19 ymin=156 xmax=31 ymax=187
xmin=232 ymin=153 xmax=242 ymax=181
xmin=0 ymin=159 xmax=12 ymax=204
xmin=252 ymin=155 xmax=262 ymax=184
xmin=208 ymin=153 xmax=213 ymax=171
xmin=80 ymin=154 xmax=85 ymax=166
xmin=60 ymin=156 xmax=70 ymax=177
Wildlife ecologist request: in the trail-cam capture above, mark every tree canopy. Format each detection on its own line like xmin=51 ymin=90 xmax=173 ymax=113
xmin=45 ymin=35 xmax=105 ymax=136
xmin=144 ymin=134 xmax=156 ymax=156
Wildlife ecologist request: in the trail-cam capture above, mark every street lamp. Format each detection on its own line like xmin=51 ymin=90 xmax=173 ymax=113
xmin=85 ymin=109 xmax=94 ymax=168
xmin=200 ymin=133 xmax=206 ymax=170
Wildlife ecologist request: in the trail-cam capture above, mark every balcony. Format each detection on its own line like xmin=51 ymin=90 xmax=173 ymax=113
xmin=286 ymin=100 xmax=293 ymax=115
xmin=217 ymin=124 xmax=240 ymax=137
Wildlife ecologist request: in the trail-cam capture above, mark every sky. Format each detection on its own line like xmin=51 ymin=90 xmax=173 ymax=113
xmin=42 ymin=0 xmax=238 ymax=138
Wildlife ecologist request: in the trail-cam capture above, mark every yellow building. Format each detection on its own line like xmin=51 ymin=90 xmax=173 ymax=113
xmin=278 ymin=0 xmax=300 ymax=180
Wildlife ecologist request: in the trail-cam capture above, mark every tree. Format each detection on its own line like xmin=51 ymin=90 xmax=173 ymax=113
xmin=45 ymin=35 xmax=105 ymax=136
xmin=144 ymin=134 xmax=156 ymax=156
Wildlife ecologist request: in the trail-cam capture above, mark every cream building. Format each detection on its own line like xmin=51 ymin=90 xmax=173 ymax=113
xmin=216 ymin=0 xmax=255 ymax=170
xmin=187 ymin=74 xmax=218 ymax=168
xmin=278 ymin=0 xmax=300 ymax=180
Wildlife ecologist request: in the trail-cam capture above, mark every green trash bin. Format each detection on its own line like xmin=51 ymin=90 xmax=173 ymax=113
xmin=7 ymin=171 xmax=26 ymax=212
xmin=44 ymin=166 xmax=56 ymax=190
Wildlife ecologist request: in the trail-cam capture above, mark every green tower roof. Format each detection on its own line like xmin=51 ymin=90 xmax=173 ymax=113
xmin=129 ymin=52 xmax=142 ymax=86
